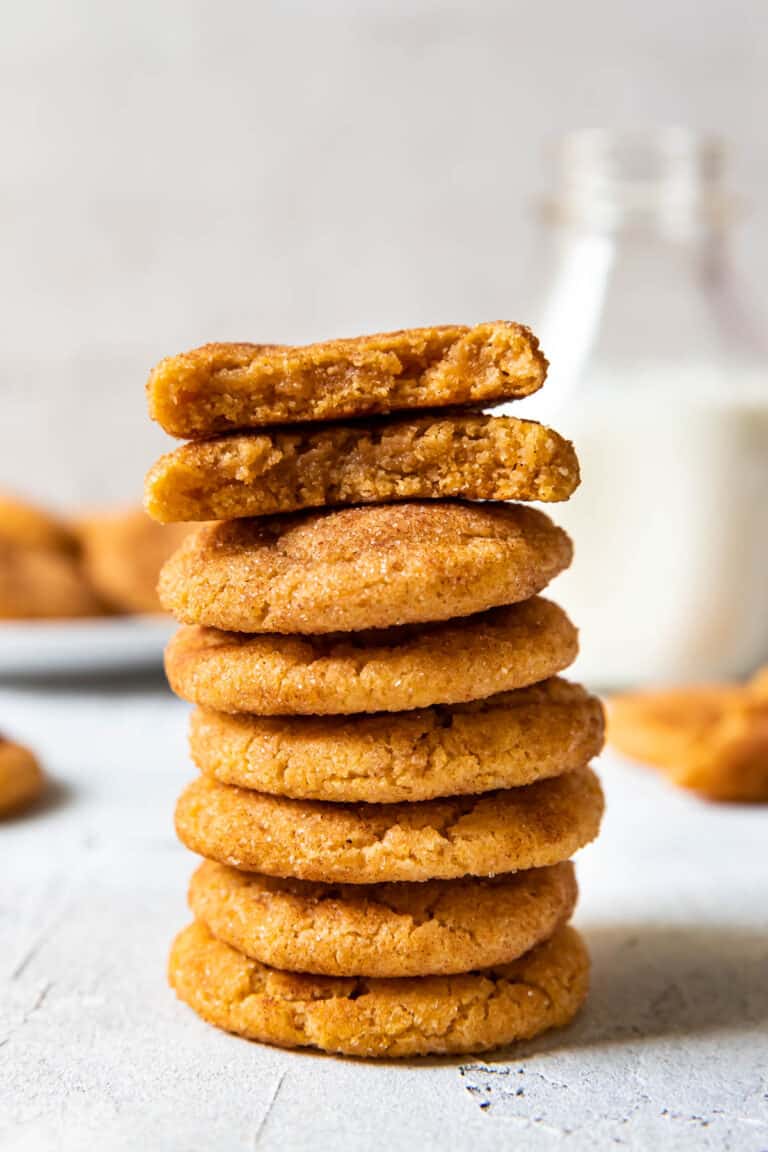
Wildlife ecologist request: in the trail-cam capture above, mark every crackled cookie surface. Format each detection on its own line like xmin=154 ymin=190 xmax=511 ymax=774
xmin=148 ymin=321 xmax=547 ymax=438
xmin=175 ymin=767 xmax=603 ymax=883
xmin=169 ymin=921 xmax=588 ymax=1057
xmin=189 ymin=678 xmax=604 ymax=802
xmin=189 ymin=859 xmax=577 ymax=978
xmin=165 ymin=597 xmax=578 ymax=716
xmin=145 ymin=414 xmax=579 ymax=523
xmin=159 ymin=502 xmax=573 ymax=633
xmin=0 ymin=736 xmax=45 ymax=816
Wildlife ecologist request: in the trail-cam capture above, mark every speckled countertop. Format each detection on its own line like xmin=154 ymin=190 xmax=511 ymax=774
xmin=1 ymin=676 xmax=766 ymax=1151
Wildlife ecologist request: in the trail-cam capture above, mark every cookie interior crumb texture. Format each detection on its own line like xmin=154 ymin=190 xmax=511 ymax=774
xmin=147 ymin=321 xmax=548 ymax=438
xmin=144 ymin=414 xmax=579 ymax=522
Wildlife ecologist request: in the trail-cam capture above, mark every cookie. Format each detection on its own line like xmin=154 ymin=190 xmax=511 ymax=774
xmin=0 ymin=492 xmax=98 ymax=618
xmin=165 ymin=597 xmax=578 ymax=716
xmin=608 ymin=679 xmax=768 ymax=803
xmin=75 ymin=506 xmax=197 ymax=615
xmin=0 ymin=491 xmax=76 ymax=553
xmin=175 ymin=767 xmax=603 ymax=883
xmin=145 ymin=414 xmax=579 ymax=524
xmin=188 ymin=859 xmax=577 ymax=978
xmin=169 ymin=920 xmax=588 ymax=1058
xmin=749 ymin=666 xmax=768 ymax=698
xmin=189 ymin=678 xmax=604 ymax=803
xmin=0 ymin=541 xmax=104 ymax=620
xmin=158 ymin=502 xmax=573 ymax=633
xmin=0 ymin=736 xmax=45 ymax=816
xmin=148 ymin=322 xmax=547 ymax=439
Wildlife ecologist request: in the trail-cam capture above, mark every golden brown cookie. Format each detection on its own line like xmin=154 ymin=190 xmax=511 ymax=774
xmin=608 ymin=678 xmax=768 ymax=802
xmin=749 ymin=666 xmax=768 ymax=698
xmin=189 ymin=859 xmax=578 ymax=978
xmin=0 ymin=491 xmax=77 ymax=553
xmin=0 ymin=491 xmax=102 ymax=619
xmin=0 ymin=541 xmax=104 ymax=620
xmin=159 ymin=503 xmax=573 ymax=633
xmin=148 ymin=322 xmax=547 ymax=439
xmin=165 ymin=597 xmax=578 ymax=716
xmin=75 ymin=506 xmax=197 ymax=615
xmin=189 ymin=678 xmax=604 ymax=803
xmin=0 ymin=736 xmax=45 ymax=816
xmin=145 ymin=415 xmax=579 ymax=523
xmin=175 ymin=767 xmax=603 ymax=883
xmin=169 ymin=920 xmax=588 ymax=1058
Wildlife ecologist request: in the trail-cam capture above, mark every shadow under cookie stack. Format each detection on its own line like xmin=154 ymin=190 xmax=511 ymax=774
xmin=144 ymin=322 xmax=605 ymax=1059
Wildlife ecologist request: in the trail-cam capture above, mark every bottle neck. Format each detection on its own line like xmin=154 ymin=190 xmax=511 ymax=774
xmin=542 ymin=130 xmax=732 ymax=246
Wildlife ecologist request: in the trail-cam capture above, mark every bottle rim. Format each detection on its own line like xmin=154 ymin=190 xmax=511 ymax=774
xmin=541 ymin=128 xmax=735 ymax=231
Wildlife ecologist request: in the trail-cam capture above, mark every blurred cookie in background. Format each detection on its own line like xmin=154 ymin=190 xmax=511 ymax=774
xmin=607 ymin=668 xmax=768 ymax=803
xmin=0 ymin=490 xmax=104 ymax=619
xmin=0 ymin=491 xmax=78 ymax=554
xmin=0 ymin=541 xmax=104 ymax=619
xmin=0 ymin=734 xmax=45 ymax=816
xmin=0 ymin=492 xmax=193 ymax=619
xmin=750 ymin=666 xmax=768 ymax=698
xmin=75 ymin=507 xmax=197 ymax=615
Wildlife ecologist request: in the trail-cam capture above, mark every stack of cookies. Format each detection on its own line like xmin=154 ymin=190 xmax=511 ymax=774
xmin=144 ymin=322 xmax=605 ymax=1059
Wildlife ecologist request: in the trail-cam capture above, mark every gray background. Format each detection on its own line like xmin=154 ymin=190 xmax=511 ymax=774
xmin=1 ymin=0 xmax=766 ymax=499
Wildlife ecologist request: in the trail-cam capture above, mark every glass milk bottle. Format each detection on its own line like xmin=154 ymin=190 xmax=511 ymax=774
xmin=513 ymin=130 xmax=768 ymax=689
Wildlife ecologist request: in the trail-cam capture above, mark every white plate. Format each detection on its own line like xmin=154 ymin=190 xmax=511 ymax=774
xmin=0 ymin=616 xmax=176 ymax=677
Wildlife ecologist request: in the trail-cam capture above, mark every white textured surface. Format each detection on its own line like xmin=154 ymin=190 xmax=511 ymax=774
xmin=1 ymin=678 xmax=766 ymax=1151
